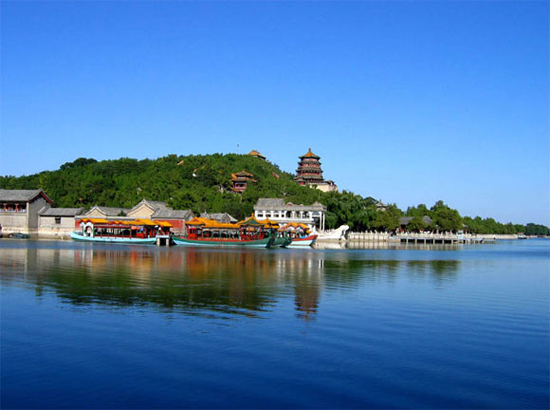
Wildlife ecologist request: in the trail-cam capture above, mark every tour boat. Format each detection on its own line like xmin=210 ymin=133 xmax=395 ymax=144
xmin=279 ymin=222 xmax=318 ymax=247
xmin=70 ymin=218 xmax=172 ymax=244
xmin=173 ymin=217 xmax=291 ymax=248
xmin=287 ymin=234 xmax=318 ymax=247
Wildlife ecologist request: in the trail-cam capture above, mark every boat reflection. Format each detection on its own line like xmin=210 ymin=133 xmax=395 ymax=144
xmin=0 ymin=244 xmax=461 ymax=320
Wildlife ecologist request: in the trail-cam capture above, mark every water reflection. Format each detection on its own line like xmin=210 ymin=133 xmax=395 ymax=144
xmin=0 ymin=244 xmax=461 ymax=320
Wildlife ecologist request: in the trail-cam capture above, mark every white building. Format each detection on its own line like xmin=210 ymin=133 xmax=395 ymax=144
xmin=253 ymin=198 xmax=327 ymax=231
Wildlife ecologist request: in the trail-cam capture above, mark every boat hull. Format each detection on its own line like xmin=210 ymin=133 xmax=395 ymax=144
xmin=173 ymin=236 xmax=275 ymax=248
xmin=70 ymin=231 xmax=157 ymax=244
xmin=273 ymin=237 xmax=293 ymax=248
xmin=288 ymin=235 xmax=317 ymax=247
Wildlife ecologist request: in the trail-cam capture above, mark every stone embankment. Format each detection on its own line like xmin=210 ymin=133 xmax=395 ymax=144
xmin=347 ymin=232 xmax=518 ymax=243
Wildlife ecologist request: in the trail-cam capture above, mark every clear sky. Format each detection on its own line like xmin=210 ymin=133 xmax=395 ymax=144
xmin=1 ymin=1 xmax=548 ymax=225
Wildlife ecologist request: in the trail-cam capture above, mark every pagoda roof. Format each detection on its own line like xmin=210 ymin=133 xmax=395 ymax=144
xmin=299 ymin=148 xmax=320 ymax=159
xmin=238 ymin=216 xmax=264 ymax=227
xmin=231 ymin=170 xmax=256 ymax=182
xmin=248 ymin=150 xmax=266 ymax=160
xmin=295 ymin=174 xmax=324 ymax=181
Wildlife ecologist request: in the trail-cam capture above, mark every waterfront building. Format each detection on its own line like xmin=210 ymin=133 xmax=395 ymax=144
xmin=127 ymin=199 xmax=169 ymax=219
xmin=294 ymin=149 xmax=338 ymax=192
xmin=0 ymin=189 xmax=52 ymax=235
xmin=38 ymin=207 xmax=85 ymax=238
xmin=253 ymin=198 xmax=327 ymax=231
xmin=78 ymin=200 xmax=194 ymax=235
xmin=152 ymin=208 xmax=195 ymax=235
xmin=231 ymin=170 xmax=256 ymax=193
xmin=84 ymin=205 xmax=131 ymax=218
xmin=248 ymin=150 xmax=266 ymax=160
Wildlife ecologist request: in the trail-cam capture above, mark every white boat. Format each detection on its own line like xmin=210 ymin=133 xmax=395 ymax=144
xmin=313 ymin=225 xmax=349 ymax=242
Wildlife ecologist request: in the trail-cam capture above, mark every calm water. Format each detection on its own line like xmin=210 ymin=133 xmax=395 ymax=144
xmin=1 ymin=239 xmax=548 ymax=409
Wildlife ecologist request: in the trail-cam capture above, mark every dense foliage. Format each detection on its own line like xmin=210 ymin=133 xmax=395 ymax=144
xmin=1 ymin=154 xmax=547 ymax=235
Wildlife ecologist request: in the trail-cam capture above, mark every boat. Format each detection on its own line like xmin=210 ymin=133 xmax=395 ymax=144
xmin=70 ymin=218 xmax=172 ymax=244
xmin=7 ymin=232 xmax=30 ymax=239
xmin=279 ymin=222 xmax=318 ymax=247
xmin=288 ymin=235 xmax=318 ymax=247
xmin=173 ymin=216 xmax=291 ymax=248
xmin=312 ymin=224 xmax=349 ymax=242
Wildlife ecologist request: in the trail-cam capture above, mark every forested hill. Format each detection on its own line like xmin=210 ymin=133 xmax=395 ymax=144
xmin=1 ymin=154 xmax=548 ymax=235
xmin=0 ymin=154 xmax=326 ymax=220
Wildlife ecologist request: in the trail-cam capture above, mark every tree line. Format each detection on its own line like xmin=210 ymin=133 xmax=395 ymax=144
xmin=1 ymin=154 xmax=547 ymax=235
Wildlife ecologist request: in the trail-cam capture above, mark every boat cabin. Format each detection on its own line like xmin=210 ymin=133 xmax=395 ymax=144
xmin=78 ymin=218 xmax=171 ymax=239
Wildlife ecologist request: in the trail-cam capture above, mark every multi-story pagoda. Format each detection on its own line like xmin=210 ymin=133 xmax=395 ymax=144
xmin=295 ymin=148 xmax=324 ymax=185
xmin=230 ymin=170 xmax=256 ymax=193
xmin=294 ymin=149 xmax=338 ymax=192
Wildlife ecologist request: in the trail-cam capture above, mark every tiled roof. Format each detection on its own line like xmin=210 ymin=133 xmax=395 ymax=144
xmin=39 ymin=207 xmax=85 ymax=217
xmin=248 ymin=150 xmax=266 ymax=159
xmin=200 ymin=212 xmax=237 ymax=223
xmin=152 ymin=209 xmax=194 ymax=219
xmin=254 ymin=198 xmax=326 ymax=211
xmin=299 ymin=148 xmax=320 ymax=159
xmin=0 ymin=189 xmax=52 ymax=203
xmin=129 ymin=199 xmax=168 ymax=213
xmin=85 ymin=206 xmax=131 ymax=217
xmin=256 ymin=198 xmax=285 ymax=207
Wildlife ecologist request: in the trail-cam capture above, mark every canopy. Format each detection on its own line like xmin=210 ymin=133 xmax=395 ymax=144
xmin=155 ymin=221 xmax=173 ymax=228
xmin=260 ymin=218 xmax=280 ymax=228
xmin=186 ymin=217 xmax=239 ymax=229
xmin=237 ymin=216 xmax=264 ymax=227
xmin=79 ymin=218 xmax=109 ymax=224
xmin=280 ymin=222 xmax=309 ymax=232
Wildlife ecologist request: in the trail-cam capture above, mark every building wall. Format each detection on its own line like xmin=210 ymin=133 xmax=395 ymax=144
xmin=28 ymin=198 xmax=48 ymax=232
xmin=0 ymin=212 xmax=28 ymax=234
xmin=315 ymin=184 xmax=338 ymax=193
xmin=127 ymin=205 xmax=155 ymax=219
xmin=154 ymin=219 xmax=187 ymax=235
xmin=38 ymin=216 xmax=76 ymax=238
xmin=86 ymin=209 xmax=106 ymax=217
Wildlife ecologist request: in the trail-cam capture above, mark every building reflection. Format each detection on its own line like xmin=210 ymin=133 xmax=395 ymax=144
xmin=0 ymin=244 xmax=461 ymax=320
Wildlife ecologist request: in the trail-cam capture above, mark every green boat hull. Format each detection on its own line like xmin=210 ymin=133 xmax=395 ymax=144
xmin=173 ymin=236 xmax=276 ymax=248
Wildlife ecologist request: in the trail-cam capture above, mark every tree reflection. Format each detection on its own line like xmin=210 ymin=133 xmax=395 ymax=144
xmin=0 ymin=245 xmax=461 ymax=320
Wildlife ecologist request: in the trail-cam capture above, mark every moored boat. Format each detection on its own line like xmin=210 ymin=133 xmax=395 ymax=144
xmin=287 ymin=234 xmax=318 ymax=247
xmin=71 ymin=218 xmax=172 ymax=244
xmin=279 ymin=222 xmax=317 ymax=247
xmin=173 ymin=216 xmax=289 ymax=248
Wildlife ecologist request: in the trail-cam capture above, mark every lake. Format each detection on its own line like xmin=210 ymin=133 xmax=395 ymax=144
xmin=1 ymin=239 xmax=548 ymax=409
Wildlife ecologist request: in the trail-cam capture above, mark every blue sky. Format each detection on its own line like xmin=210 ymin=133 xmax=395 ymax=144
xmin=1 ymin=1 xmax=548 ymax=225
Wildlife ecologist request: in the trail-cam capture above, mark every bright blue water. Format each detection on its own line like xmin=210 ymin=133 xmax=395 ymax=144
xmin=1 ymin=240 xmax=548 ymax=409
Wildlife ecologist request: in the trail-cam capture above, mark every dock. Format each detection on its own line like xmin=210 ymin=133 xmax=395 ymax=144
xmin=347 ymin=232 xmax=498 ymax=244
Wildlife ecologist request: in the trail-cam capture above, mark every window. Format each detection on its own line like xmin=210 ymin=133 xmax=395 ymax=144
xmin=55 ymin=217 xmax=61 ymax=225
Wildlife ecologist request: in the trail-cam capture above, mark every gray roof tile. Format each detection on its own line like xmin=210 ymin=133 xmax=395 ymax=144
xmin=152 ymin=209 xmax=194 ymax=219
xmin=39 ymin=207 xmax=85 ymax=217
xmin=0 ymin=189 xmax=51 ymax=203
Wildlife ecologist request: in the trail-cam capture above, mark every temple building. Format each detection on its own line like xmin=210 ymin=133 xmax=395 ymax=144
xmin=248 ymin=150 xmax=266 ymax=160
xmin=253 ymin=198 xmax=327 ymax=231
xmin=230 ymin=170 xmax=256 ymax=193
xmin=295 ymin=149 xmax=338 ymax=193
xmin=79 ymin=199 xmax=194 ymax=235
